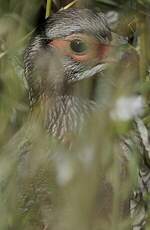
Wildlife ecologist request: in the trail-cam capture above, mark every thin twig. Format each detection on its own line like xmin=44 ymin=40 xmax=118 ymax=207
xmin=60 ymin=0 xmax=77 ymax=11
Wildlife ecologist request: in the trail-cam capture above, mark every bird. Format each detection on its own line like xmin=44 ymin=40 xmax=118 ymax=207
xmin=23 ymin=8 xmax=150 ymax=230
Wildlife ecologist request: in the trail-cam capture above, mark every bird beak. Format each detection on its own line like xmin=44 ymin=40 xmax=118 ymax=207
xmin=111 ymin=32 xmax=128 ymax=46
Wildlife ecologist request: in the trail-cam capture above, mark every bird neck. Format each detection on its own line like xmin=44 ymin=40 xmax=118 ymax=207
xmin=30 ymin=94 xmax=96 ymax=140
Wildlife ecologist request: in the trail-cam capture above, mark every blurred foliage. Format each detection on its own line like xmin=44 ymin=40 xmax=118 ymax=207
xmin=0 ymin=0 xmax=149 ymax=230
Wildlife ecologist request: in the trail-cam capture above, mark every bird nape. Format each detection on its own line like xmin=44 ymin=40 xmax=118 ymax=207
xmin=0 ymin=7 xmax=148 ymax=230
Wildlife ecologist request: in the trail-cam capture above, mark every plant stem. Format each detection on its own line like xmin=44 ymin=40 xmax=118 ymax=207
xmin=46 ymin=0 xmax=52 ymax=18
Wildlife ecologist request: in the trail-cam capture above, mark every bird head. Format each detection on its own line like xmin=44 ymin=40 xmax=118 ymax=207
xmin=24 ymin=8 xmax=112 ymax=105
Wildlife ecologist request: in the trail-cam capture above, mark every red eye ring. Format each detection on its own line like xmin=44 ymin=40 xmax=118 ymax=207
xmin=49 ymin=34 xmax=111 ymax=62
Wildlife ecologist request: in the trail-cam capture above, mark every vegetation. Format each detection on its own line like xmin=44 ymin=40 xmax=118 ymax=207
xmin=0 ymin=0 xmax=149 ymax=229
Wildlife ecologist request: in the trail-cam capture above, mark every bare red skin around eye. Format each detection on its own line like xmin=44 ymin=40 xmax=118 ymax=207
xmin=49 ymin=39 xmax=110 ymax=62
xmin=97 ymin=44 xmax=110 ymax=60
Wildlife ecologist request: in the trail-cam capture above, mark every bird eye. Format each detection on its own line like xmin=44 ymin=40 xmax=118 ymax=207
xmin=70 ymin=39 xmax=88 ymax=54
